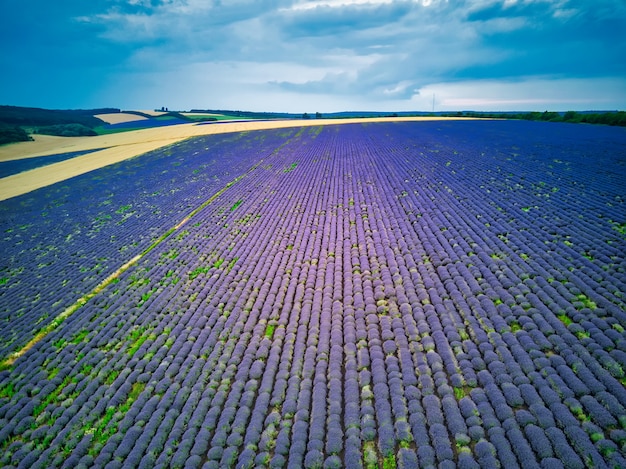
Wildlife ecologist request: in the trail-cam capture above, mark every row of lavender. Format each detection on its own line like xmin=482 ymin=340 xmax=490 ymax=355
xmin=0 ymin=120 xmax=625 ymax=468
xmin=0 ymin=124 xmax=335 ymax=467
xmin=0 ymin=127 xmax=310 ymax=357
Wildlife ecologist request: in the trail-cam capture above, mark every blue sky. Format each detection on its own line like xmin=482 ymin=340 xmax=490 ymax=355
xmin=1 ymin=0 xmax=625 ymax=112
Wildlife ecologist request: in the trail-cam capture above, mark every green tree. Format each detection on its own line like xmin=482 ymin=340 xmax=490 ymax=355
xmin=0 ymin=124 xmax=32 ymax=145
xmin=562 ymin=111 xmax=581 ymax=122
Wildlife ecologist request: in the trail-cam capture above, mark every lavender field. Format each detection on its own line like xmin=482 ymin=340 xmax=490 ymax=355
xmin=1 ymin=120 xmax=625 ymax=468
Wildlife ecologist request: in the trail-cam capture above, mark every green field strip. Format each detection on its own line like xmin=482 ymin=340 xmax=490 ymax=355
xmin=0 ymin=160 xmax=264 ymax=370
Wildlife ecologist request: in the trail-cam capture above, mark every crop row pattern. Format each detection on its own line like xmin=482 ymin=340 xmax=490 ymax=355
xmin=0 ymin=120 xmax=625 ymax=468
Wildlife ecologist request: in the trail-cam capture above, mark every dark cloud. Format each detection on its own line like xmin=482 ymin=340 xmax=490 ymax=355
xmin=458 ymin=0 xmax=626 ymax=80
xmin=276 ymin=1 xmax=414 ymax=38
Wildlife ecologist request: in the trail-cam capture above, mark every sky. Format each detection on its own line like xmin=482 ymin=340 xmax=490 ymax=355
xmin=1 ymin=0 xmax=625 ymax=113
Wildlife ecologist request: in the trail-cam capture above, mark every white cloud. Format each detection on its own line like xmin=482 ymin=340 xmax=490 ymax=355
xmin=382 ymin=80 xmax=414 ymax=96
xmin=289 ymin=0 xmax=393 ymax=10
xmin=285 ymin=0 xmax=443 ymax=11
xmin=415 ymin=77 xmax=626 ymax=111
xmin=67 ymin=0 xmax=626 ymax=111
xmin=476 ymin=15 xmax=528 ymax=33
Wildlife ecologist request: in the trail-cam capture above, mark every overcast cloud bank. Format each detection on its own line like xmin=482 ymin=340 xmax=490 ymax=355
xmin=1 ymin=0 xmax=625 ymax=112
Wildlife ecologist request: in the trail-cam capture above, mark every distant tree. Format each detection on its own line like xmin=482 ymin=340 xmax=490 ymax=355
xmin=562 ymin=111 xmax=581 ymax=123
xmin=302 ymin=113 xmax=310 ymax=119
xmin=0 ymin=105 xmax=106 ymax=128
xmin=35 ymin=124 xmax=97 ymax=137
xmin=606 ymin=111 xmax=626 ymax=126
xmin=0 ymin=124 xmax=32 ymax=145
xmin=315 ymin=112 xmax=322 ymax=119
xmin=540 ymin=111 xmax=561 ymax=121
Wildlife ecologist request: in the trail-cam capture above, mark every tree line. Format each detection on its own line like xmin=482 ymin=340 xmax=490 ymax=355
xmin=0 ymin=105 xmax=117 ymax=144
xmin=455 ymin=110 xmax=626 ymax=126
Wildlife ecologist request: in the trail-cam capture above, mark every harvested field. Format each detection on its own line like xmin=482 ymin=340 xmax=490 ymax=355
xmin=0 ymin=135 xmax=75 ymax=163
xmin=94 ymin=113 xmax=150 ymax=125
xmin=0 ymin=120 xmax=625 ymax=468
xmin=136 ymin=110 xmax=168 ymax=116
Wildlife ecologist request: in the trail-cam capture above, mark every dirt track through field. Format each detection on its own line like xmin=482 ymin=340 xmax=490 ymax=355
xmin=0 ymin=117 xmax=472 ymax=201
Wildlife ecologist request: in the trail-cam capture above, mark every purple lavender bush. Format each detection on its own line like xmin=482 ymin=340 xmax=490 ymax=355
xmin=0 ymin=120 xmax=625 ymax=467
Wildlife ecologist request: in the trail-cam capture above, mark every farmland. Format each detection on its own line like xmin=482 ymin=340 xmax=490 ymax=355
xmin=0 ymin=119 xmax=625 ymax=468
